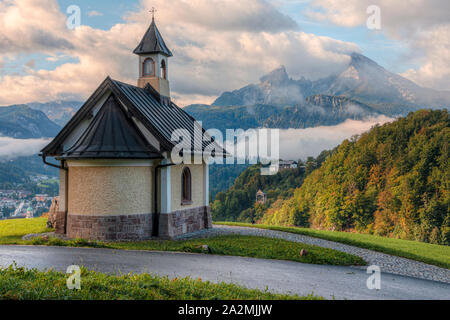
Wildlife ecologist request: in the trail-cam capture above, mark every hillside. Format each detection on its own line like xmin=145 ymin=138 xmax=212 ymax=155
xmin=0 ymin=156 xmax=58 ymax=195
xmin=0 ymin=105 xmax=61 ymax=138
xmin=262 ymin=110 xmax=449 ymax=245
xmin=0 ymin=105 xmax=61 ymax=195
xmin=211 ymin=151 xmax=332 ymax=222
xmin=209 ymin=164 xmax=249 ymax=201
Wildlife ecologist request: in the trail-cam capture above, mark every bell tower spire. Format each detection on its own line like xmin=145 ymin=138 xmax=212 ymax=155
xmin=134 ymin=10 xmax=172 ymax=97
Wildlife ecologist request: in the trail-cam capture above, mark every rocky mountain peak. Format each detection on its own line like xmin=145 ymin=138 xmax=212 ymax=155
xmin=259 ymin=66 xmax=290 ymax=85
xmin=349 ymin=52 xmax=380 ymax=69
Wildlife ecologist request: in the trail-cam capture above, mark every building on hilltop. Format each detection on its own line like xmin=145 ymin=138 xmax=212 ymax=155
xmin=279 ymin=160 xmax=298 ymax=170
xmin=41 ymin=16 xmax=226 ymax=241
xmin=256 ymin=190 xmax=267 ymax=204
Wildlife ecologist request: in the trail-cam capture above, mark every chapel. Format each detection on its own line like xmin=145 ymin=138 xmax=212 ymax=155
xmin=41 ymin=16 xmax=224 ymax=240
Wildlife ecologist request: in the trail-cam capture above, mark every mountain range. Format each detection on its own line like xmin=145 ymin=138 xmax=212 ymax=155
xmin=187 ymin=53 xmax=450 ymax=132
xmin=0 ymin=105 xmax=61 ymax=139
xmin=186 ymin=94 xmax=381 ymax=133
xmin=0 ymin=105 xmax=61 ymax=189
xmin=211 ymin=53 xmax=450 ymax=115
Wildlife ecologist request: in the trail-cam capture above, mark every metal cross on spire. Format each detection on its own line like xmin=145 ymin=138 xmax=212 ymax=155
xmin=150 ymin=7 xmax=157 ymax=21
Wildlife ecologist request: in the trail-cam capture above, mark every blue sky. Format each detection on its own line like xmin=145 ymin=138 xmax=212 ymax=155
xmin=57 ymin=0 xmax=139 ymax=29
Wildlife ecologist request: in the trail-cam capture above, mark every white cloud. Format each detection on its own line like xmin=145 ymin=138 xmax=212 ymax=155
xmin=307 ymin=0 xmax=450 ymax=90
xmin=228 ymin=115 xmax=393 ymax=162
xmin=0 ymin=0 xmax=359 ymax=106
xmin=400 ymin=25 xmax=450 ymax=91
xmin=88 ymin=11 xmax=103 ymax=17
xmin=0 ymin=137 xmax=51 ymax=159
xmin=277 ymin=115 xmax=393 ymax=160
xmin=308 ymin=0 xmax=449 ymax=32
xmin=0 ymin=0 xmax=73 ymax=54
xmin=127 ymin=0 xmax=298 ymax=33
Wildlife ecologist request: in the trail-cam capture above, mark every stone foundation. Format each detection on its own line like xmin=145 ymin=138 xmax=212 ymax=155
xmin=54 ymin=211 xmax=67 ymax=235
xmin=66 ymin=213 xmax=153 ymax=241
xmin=62 ymin=206 xmax=211 ymax=241
xmin=159 ymin=206 xmax=212 ymax=239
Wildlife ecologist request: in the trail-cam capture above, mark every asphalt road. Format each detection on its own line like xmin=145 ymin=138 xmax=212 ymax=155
xmin=0 ymin=245 xmax=449 ymax=300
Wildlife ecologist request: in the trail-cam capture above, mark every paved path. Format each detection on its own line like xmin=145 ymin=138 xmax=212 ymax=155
xmin=0 ymin=245 xmax=449 ymax=300
xmin=176 ymin=225 xmax=450 ymax=284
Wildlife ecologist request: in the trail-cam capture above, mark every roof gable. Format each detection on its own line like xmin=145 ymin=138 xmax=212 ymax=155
xmin=133 ymin=19 xmax=173 ymax=56
xmin=61 ymin=95 xmax=162 ymax=159
xmin=41 ymin=77 xmax=113 ymax=156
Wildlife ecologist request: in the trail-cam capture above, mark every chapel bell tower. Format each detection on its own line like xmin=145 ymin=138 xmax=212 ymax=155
xmin=134 ymin=9 xmax=172 ymax=97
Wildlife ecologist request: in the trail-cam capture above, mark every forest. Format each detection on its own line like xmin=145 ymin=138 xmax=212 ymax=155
xmin=213 ymin=110 xmax=449 ymax=245
xmin=211 ymin=151 xmax=332 ymax=222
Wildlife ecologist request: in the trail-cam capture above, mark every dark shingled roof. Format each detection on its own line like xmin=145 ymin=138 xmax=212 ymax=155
xmin=133 ymin=18 xmax=173 ymax=56
xmin=60 ymin=95 xmax=162 ymax=159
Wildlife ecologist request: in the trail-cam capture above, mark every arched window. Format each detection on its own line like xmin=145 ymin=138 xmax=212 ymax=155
xmin=161 ymin=59 xmax=167 ymax=79
xmin=142 ymin=58 xmax=155 ymax=76
xmin=181 ymin=167 xmax=192 ymax=204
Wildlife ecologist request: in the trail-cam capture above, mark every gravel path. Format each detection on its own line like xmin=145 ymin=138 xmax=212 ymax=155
xmin=175 ymin=224 xmax=450 ymax=284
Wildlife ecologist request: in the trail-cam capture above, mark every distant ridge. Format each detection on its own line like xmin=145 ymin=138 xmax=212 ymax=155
xmin=0 ymin=105 xmax=61 ymax=138
xmin=185 ymin=94 xmax=381 ymax=133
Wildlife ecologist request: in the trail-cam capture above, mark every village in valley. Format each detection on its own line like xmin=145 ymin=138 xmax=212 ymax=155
xmin=0 ymin=174 xmax=56 ymax=220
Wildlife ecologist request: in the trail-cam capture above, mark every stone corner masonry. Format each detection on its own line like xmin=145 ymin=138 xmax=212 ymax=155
xmin=55 ymin=206 xmax=212 ymax=241
xmin=158 ymin=206 xmax=212 ymax=239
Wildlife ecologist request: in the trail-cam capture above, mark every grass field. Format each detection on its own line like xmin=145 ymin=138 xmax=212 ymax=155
xmin=216 ymin=222 xmax=450 ymax=269
xmin=0 ymin=265 xmax=318 ymax=300
xmin=0 ymin=217 xmax=50 ymax=244
xmin=0 ymin=218 xmax=365 ymax=266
